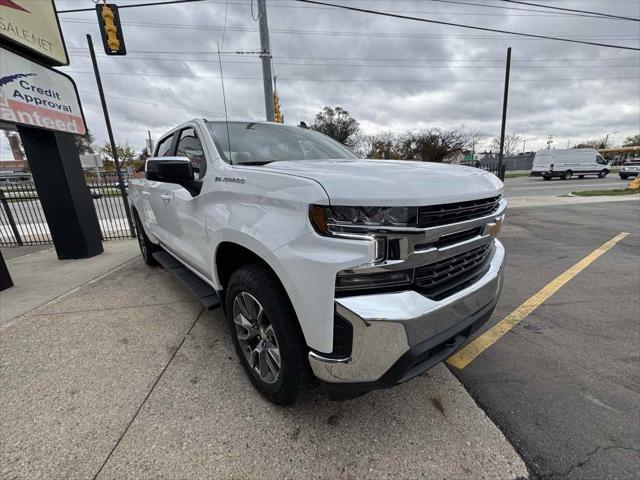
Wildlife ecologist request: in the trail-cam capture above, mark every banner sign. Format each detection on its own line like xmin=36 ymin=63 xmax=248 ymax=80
xmin=0 ymin=46 xmax=86 ymax=134
xmin=0 ymin=0 xmax=68 ymax=66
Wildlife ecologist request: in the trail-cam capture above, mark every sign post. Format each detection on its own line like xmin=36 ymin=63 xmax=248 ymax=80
xmin=1 ymin=0 xmax=103 ymax=259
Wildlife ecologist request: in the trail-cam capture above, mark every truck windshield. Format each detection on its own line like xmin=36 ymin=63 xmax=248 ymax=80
xmin=206 ymin=121 xmax=358 ymax=164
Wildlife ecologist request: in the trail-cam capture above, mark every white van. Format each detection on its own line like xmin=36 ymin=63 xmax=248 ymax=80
xmin=531 ymin=149 xmax=609 ymax=180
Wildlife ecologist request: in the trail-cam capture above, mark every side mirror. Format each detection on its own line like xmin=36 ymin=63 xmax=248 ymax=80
xmin=146 ymin=156 xmax=194 ymax=183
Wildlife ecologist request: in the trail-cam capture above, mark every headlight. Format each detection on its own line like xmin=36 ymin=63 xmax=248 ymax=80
xmin=309 ymin=205 xmax=418 ymax=236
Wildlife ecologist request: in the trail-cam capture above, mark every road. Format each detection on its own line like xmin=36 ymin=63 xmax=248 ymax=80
xmin=1 ymin=173 xmax=631 ymax=232
xmin=451 ymin=201 xmax=639 ymax=479
xmin=504 ymin=174 xmax=628 ymax=198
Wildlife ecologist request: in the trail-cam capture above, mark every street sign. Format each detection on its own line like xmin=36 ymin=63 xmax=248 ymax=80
xmin=0 ymin=0 xmax=68 ymax=66
xmin=464 ymin=153 xmax=474 ymax=162
xmin=0 ymin=46 xmax=86 ymax=134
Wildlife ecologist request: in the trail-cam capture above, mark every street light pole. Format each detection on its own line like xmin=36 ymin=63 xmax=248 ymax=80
xmin=87 ymin=34 xmax=135 ymax=238
xmin=257 ymin=0 xmax=275 ymax=122
xmin=497 ymin=47 xmax=511 ymax=181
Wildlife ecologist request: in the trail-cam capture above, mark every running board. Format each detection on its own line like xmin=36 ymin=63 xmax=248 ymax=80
xmin=152 ymin=250 xmax=220 ymax=310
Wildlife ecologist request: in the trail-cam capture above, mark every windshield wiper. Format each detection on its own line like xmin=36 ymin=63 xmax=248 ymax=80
xmin=235 ymin=160 xmax=273 ymax=166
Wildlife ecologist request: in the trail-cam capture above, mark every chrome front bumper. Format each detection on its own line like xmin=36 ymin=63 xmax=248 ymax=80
xmin=309 ymin=239 xmax=505 ymax=384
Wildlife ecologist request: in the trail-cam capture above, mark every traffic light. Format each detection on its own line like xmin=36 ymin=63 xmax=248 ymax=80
xmin=273 ymin=91 xmax=283 ymax=123
xmin=96 ymin=2 xmax=126 ymax=56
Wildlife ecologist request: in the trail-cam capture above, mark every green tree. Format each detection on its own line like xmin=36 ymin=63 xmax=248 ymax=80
xmin=99 ymin=142 xmax=136 ymax=172
xmin=623 ymin=134 xmax=640 ymax=147
xmin=74 ymin=130 xmax=96 ymax=154
xmin=311 ymin=106 xmax=360 ymax=146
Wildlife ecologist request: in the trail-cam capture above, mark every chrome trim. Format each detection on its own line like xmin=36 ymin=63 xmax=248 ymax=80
xmin=340 ymin=200 xmax=505 ymax=276
xmin=309 ymin=239 xmax=505 ymax=383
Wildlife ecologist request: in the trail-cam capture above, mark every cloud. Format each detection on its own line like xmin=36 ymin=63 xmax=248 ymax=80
xmin=20 ymin=0 xmax=638 ymax=155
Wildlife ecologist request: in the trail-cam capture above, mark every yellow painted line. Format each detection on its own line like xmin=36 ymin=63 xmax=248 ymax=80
xmin=447 ymin=231 xmax=629 ymax=370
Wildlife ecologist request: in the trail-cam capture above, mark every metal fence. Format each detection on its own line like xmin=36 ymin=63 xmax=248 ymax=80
xmin=0 ymin=179 xmax=135 ymax=246
xmin=478 ymin=163 xmax=506 ymax=179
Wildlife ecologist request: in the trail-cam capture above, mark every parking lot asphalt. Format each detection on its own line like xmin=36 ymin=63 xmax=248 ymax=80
xmin=450 ymin=201 xmax=640 ymax=479
xmin=503 ymin=175 xmax=629 ymax=198
xmin=0 ymin=247 xmax=527 ymax=479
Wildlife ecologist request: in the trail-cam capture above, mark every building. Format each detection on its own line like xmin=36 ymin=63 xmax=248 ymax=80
xmin=0 ymin=159 xmax=31 ymax=184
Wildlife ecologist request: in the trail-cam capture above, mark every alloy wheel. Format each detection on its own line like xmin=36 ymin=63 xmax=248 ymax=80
xmin=232 ymin=292 xmax=281 ymax=384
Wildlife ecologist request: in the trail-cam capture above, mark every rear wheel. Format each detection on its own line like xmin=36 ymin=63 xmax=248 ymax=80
xmin=578 ymin=175 xmax=584 ymax=179
xmin=562 ymin=170 xmax=572 ymax=180
xmin=543 ymin=176 xmax=552 ymax=181
xmin=620 ymin=174 xmax=629 ymax=180
xmin=225 ymin=264 xmax=307 ymax=405
xmin=598 ymin=169 xmax=608 ymax=178
xmin=134 ymin=212 xmax=159 ymax=266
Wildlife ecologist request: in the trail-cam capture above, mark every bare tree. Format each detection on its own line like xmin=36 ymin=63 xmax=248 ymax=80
xmin=398 ymin=129 xmax=473 ymax=162
xmin=622 ymin=134 xmax=640 ymax=147
xmin=311 ymin=106 xmax=360 ymax=146
xmin=491 ymin=133 xmax=523 ymax=156
xmin=574 ymin=137 xmax=609 ymax=149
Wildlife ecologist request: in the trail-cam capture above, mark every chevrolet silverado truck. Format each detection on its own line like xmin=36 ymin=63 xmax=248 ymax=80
xmin=129 ymin=119 xmax=506 ymax=405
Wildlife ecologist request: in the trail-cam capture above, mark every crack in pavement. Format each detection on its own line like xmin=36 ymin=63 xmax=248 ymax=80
xmin=90 ymin=308 xmax=205 ymax=480
xmin=544 ymin=445 xmax=640 ymax=479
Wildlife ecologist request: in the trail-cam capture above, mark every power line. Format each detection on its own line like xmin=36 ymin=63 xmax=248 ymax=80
xmin=499 ymin=1 xmax=640 ymax=22
xmin=292 ymin=0 xmax=640 ymax=51
xmin=65 ymin=48 xmax=640 ymax=63
xmin=420 ymin=0 xmax=608 ymax=19
xmin=57 ymin=0 xmax=208 ymax=14
xmin=78 ymin=90 xmax=222 ymax=115
xmin=59 ymin=18 xmax=640 ymax=42
xmin=64 ymin=70 xmax=640 ymax=83
xmin=66 ymin=53 xmax=640 ymax=69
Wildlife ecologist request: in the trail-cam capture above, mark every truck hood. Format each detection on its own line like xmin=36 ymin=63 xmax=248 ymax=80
xmin=259 ymin=159 xmax=503 ymax=206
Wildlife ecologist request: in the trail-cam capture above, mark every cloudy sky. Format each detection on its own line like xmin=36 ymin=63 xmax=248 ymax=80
xmin=2 ymin=0 xmax=640 ymax=157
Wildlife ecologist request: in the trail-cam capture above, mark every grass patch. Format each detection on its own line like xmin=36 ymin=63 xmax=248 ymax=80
xmin=504 ymin=172 xmax=531 ymax=179
xmin=572 ymin=188 xmax=639 ymax=197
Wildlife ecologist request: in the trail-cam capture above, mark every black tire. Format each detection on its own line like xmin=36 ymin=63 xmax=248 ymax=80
xmin=598 ymin=170 xmax=608 ymax=178
xmin=543 ymin=176 xmax=552 ymax=181
xmin=578 ymin=175 xmax=584 ymax=179
xmin=225 ymin=263 xmax=307 ymax=405
xmin=561 ymin=170 xmax=572 ymax=180
xmin=620 ymin=174 xmax=629 ymax=180
xmin=134 ymin=212 xmax=159 ymax=266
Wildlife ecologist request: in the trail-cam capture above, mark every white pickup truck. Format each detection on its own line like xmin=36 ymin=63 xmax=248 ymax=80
xmin=129 ymin=119 xmax=506 ymax=405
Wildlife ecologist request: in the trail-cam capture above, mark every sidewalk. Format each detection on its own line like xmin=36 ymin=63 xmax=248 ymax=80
xmin=0 ymin=241 xmax=139 ymax=326
xmin=0 ymin=242 xmax=528 ymax=479
xmin=508 ymin=194 xmax=639 ymax=209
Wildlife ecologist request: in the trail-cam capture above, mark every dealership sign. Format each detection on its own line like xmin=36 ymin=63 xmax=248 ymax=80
xmin=0 ymin=46 xmax=86 ymax=134
xmin=0 ymin=0 xmax=68 ymax=66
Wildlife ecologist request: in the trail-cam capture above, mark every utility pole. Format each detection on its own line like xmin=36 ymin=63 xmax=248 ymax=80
xmin=87 ymin=34 xmax=135 ymax=238
xmin=497 ymin=47 xmax=511 ymax=181
xmin=522 ymin=139 xmax=526 ymax=155
xmin=257 ymin=0 xmax=275 ymax=122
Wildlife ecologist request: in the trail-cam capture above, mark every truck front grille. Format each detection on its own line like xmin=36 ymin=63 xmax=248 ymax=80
xmin=418 ymin=195 xmax=501 ymax=228
xmin=414 ymin=243 xmax=493 ymax=299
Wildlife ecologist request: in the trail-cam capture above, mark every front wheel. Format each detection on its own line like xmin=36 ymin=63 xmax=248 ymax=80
xmin=543 ymin=176 xmax=552 ymax=181
xmin=598 ymin=170 xmax=609 ymax=178
xmin=226 ymin=264 xmax=307 ymax=405
xmin=620 ymin=174 xmax=629 ymax=180
xmin=134 ymin=213 xmax=159 ymax=266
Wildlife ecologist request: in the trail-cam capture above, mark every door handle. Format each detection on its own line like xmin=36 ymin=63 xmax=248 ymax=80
xmin=141 ymin=191 xmax=150 ymax=197
xmin=161 ymin=194 xmax=172 ymax=203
